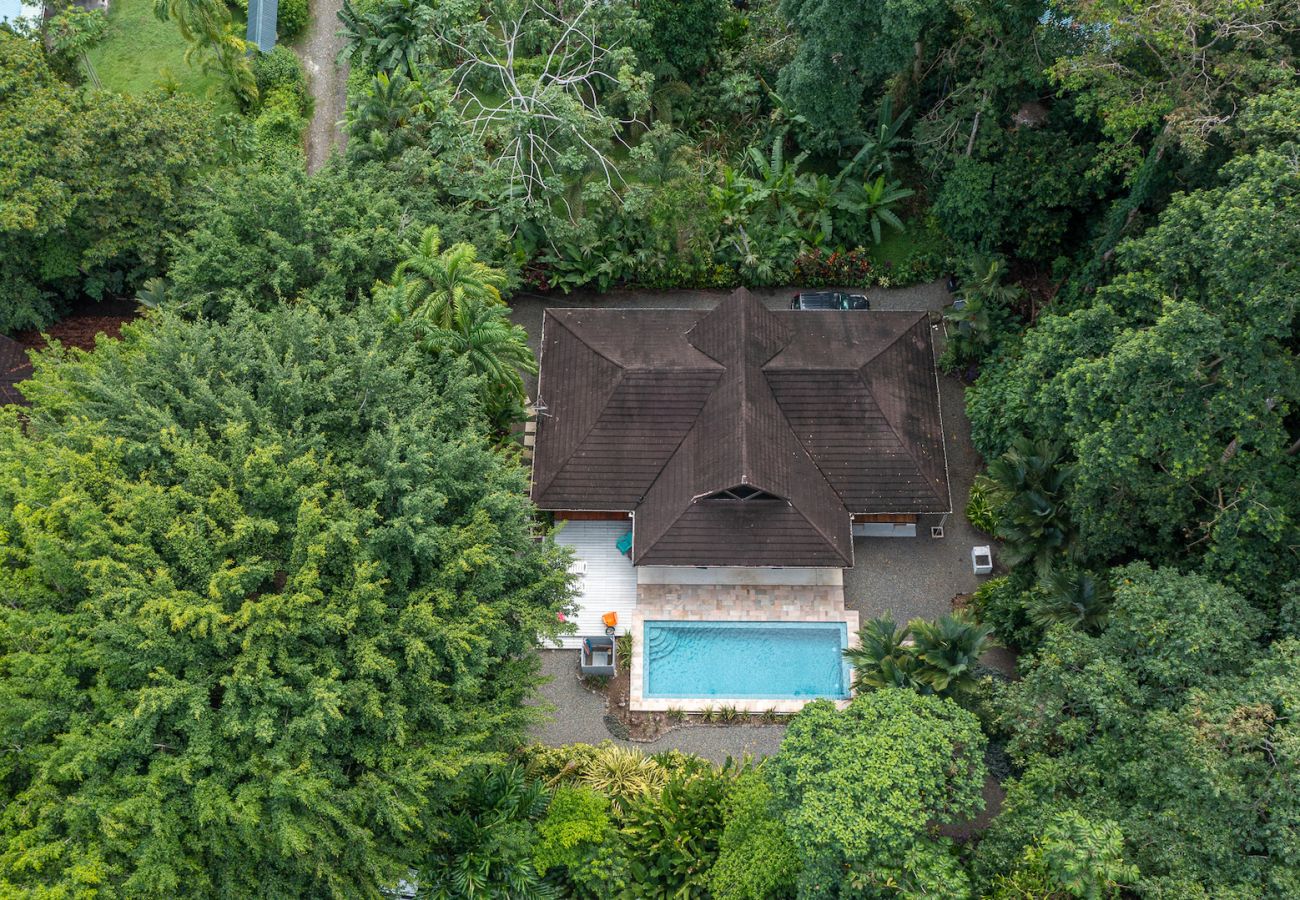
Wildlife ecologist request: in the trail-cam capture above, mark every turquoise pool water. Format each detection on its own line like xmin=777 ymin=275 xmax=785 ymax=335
xmin=644 ymin=620 xmax=851 ymax=700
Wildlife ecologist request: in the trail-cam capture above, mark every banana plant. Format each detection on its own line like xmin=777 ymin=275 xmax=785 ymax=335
xmin=852 ymin=174 xmax=913 ymax=244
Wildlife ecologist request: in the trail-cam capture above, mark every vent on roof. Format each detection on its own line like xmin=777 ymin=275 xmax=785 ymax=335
xmin=702 ymin=485 xmax=781 ymax=502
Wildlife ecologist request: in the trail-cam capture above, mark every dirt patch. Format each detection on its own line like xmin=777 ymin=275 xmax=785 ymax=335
xmin=15 ymin=300 xmax=139 ymax=353
xmin=297 ymin=0 xmax=349 ymax=172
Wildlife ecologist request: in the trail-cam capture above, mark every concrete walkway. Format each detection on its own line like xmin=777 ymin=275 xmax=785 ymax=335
xmin=528 ymin=650 xmax=786 ymax=763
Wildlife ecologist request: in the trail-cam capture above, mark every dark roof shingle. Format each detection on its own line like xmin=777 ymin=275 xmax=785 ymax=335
xmin=532 ymin=290 xmax=950 ymax=566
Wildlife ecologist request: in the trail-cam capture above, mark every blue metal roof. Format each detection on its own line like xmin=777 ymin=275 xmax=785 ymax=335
xmin=246 ymin=0 xmax=278 ymax=52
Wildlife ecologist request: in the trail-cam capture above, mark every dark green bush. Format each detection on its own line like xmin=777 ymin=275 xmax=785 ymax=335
xmin=252 ymin=45 xmax=308 ymax=115
xmin=277 ymin=0 xmax=308 ymax=40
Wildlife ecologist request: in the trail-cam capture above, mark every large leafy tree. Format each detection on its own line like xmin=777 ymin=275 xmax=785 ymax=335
xmin=767 ymin=691 xmax=986 ymax=897
xmin=0 ymin=305 xmax=572 ymax=897
xmin=975 ymin=563 xmax=1297 ymax=896
xmin=0 ymin=31 xmax=225 ymax=332
xmin=778 ymin=0 xmax=950 ymax=148
xmin=164 ymin=163 xmax=409 ymax=320
xmin=968 ymin=89 xmax=1300 ymax=601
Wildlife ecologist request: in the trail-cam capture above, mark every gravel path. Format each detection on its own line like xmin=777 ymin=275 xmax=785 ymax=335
xmin=297 ymin=0 xmax=349 ymax=172
xmin=529 ymin=651 xmax=787 ymax=763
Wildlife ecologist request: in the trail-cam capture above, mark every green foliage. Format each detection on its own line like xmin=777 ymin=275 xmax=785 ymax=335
xmin=846 ymin=611 xmax=996 ymax=698
xmin=944 ymin=253 xmax=1024 ymax=367
xmin=978 ymin=566 xmax=1291 ymax=896
xmin=970 ymin=572 xmax=1046 ymax=652
xmin=532 ymin=786 xmax=612 ymax=878
xmin=576 ymin=745 xmax=667 ymax=815
xmin=778 ymin=0 xmax=949 ymax=149
xmin=965 ymin=473 xmax=1000 ymax=535
xmin=768 ymin=692 xmax=986 ymax=896
xmin=1030 ymin=567 xmax=1112 ymax=634
xmin=252 ymin=45 xmax=308 ymax=113
xmin=636 ymin=0 xmax=729 ymax=80
xmin=709 ymin=771 xmax=801 ymax=900
xmin=388 ymin=225 xmax=507 ymax=329
xmin=988 ymin=812 xmax=1137 ymax=900
xmin=165 ymin=163 xmax=408 ymax=318
xmin=985 ymin=436 xmax=1076 ymax=577
xmin=418 ymin=764 xmax=555 ymax=899
xmin=618 ymin=758 xmax=735 ymax=893
xmin=276 ymin=0 xmax=307 ymax=39
xmin=967 ymin=91 xmax=1300 ymax=600
xmin=0 ymin=30 xmax=226 ymax=331
xmin=338 ymin=0 xmax=432 ymax=79
xmin=0 ymin=305 xmax=572 ymax=896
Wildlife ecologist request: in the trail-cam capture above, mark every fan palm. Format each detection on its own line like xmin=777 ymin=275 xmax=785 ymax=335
xmin=845 ymin=616 xmax=922 ymax=693
xmin=391 ymin=226 xmax=507 ymax=329
xmin=1031 ymin=568 xmax=1113 ymax=633
xmin=909 ymin=612 xmax=995 ymax=698
xmin=987 ymin=436 xmax=1076 ymax=577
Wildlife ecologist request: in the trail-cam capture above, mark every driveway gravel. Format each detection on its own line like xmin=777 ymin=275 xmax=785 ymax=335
xmin=297 ymin=0 xmax=349 ymax=172
xmin=528 ymin=650 xmax=786 ymax=763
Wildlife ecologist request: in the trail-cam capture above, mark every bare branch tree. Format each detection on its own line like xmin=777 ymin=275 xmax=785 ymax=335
xmin=436 ymin=0 xmax=648 ymax=212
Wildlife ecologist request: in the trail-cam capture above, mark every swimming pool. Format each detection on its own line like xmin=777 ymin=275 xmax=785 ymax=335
xmin=643 ymin=620 xmax=851 ymax=700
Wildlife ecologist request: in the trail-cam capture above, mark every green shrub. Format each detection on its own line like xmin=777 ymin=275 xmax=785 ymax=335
xmin=966 ymin=473 xmax=1002 ymax=535
xmin=252 ymin=46 xmax=308 ymax=115
xmin=254 ymin=86 xmax=307 ymax=151
xmin=533 ymin=786 xmax=613 ymax=877
xmin=970 ymin=573 xmax=1045 ymax=652
xmin=709 ymin=772 xmax=801 ymax=900
xmin=518 ymin=742 xmax=600 ymax=784
xmin=277 ymin=0 xmax=308 ymax=40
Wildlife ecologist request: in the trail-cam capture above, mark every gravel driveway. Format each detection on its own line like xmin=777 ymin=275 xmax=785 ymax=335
xmin=529 ymin=650 xmax=787 ymax=763
xmin=297 ymin=0 xmax=349 ymax=172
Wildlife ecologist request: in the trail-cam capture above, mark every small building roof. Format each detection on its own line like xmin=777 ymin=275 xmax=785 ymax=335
xmin=246 ymin=0 xmax=278 ymax=52
xmin=531 ymin=289 xmax=950 ymax=567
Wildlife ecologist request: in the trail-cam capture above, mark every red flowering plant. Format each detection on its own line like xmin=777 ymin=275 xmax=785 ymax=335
xmin=791 ymin=247 xmax=876 ymax=288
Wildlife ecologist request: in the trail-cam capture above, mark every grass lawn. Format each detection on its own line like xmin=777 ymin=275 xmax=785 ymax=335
xmin=869 ymin=216 xmax=946 ymax=268
xmin=85 ymin=0 xmax=238 ymax=113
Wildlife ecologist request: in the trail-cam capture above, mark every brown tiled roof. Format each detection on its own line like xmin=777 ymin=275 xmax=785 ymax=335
xmin=0 ymin=335 xmax=32 ymax=407
xmin=532 ymin=289 xmax=950 ymax=567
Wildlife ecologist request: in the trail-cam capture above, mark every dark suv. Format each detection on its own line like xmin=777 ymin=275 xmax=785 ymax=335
xmin=790 ymin=291 xmax=870 ymax=310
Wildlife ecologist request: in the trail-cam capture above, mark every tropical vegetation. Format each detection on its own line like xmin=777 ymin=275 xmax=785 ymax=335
xmin=2 ymin=0 xmax=1298 ymax=895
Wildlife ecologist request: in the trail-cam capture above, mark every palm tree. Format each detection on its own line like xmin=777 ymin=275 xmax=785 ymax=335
xmin=909 ymin=612 xmax=995 ymax=698
xmin=944 ymin=254 xmax=1027 ymax=362
xmin=417 ymin=764 xmax=555 ymax=899
xmin=433 ymin=295 xmax=537 ymax=413
xmin=845 ymin=616 xmax=922 ymax=693
xmin=1031 ymin=568 xmax=1112 ymax=633
xmin=347 ymin=71 xmax=421 ymax=162
xmin=391 ymin=226 xmax=507 ymax=329
xmin=987 ymin=436 xmax=1077 ymax=577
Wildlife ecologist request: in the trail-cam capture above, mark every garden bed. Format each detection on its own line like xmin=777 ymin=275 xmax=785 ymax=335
xmin=583 ymin=640 xmax=792 ymax=743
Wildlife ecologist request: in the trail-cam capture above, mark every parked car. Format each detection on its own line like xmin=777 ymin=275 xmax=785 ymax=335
xmin=790 ymin=291 xmax=870 ymax=310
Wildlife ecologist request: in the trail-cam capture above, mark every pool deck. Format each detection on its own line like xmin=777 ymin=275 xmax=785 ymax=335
xmin=630 ymin=584 xmax=859 ymax=713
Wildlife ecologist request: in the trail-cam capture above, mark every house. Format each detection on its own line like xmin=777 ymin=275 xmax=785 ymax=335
xmin=531 ymin=289 xmax=950 ymax=710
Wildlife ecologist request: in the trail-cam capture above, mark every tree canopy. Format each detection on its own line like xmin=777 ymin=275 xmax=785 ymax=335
xmin=0 ymin=304 xmax=572 ymax=897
